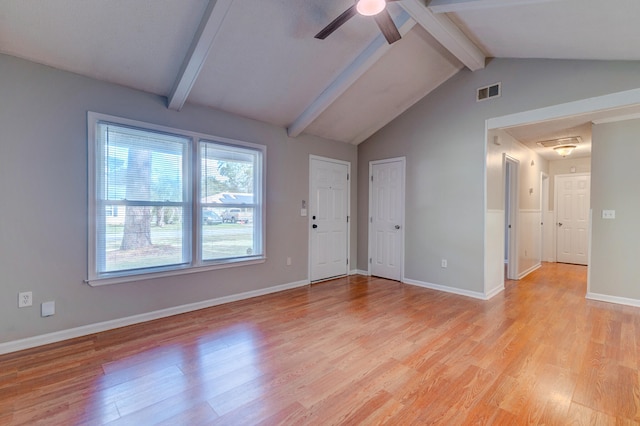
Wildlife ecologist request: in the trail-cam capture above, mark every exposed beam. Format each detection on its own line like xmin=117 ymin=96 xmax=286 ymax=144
xmin=400 ymin=0 xmax=485 ymax=71
xmin=167 ymin=0 xmax=234 ymax=111
xmin=287 ymin=12 xmax=416 ymax=138
xmin=428 ymin=0 xmax=559 ymax=14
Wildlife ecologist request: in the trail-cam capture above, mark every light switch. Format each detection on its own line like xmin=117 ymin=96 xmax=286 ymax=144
xmin=602 ymin=210 xmax=615 ymax=219
xmin=301 ymin=208 xmax=307 ymax=217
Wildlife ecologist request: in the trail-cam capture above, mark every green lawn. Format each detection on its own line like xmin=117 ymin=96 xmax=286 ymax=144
xmin=105 ymin=222 xmax=255 ymax=271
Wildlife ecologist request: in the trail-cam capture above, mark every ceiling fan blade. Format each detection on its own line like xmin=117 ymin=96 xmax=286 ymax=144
xmin=374 ymin=9 xmax=401 ymax=44
xmin=315 ymin=5 xmax=358 ymax=40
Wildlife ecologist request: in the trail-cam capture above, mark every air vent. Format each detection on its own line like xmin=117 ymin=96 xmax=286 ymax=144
xmin=477 ymin=82 xmax=501 ymax=102
xmin=536 ymin=136 xmax=582 ymax=148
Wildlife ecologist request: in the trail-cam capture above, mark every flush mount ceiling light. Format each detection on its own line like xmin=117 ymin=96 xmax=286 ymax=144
xmin=356 ymin=0 xmax=386 ymax=16
xmin=553 ymin=145 xmax=577 ymax=157
xmin=536 ymin=136 xmax=582 ymax=157
xmin=536 ymin=136 xmax=582 ymax=148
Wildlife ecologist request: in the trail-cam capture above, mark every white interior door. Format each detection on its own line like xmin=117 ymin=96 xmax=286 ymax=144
xmin=310 ymin=157 xmax=349 ymax=282
xmin=369 ymin=158 xmax=405 ymax=281
xmin=555 ymin=173 xmax=590 ymax=265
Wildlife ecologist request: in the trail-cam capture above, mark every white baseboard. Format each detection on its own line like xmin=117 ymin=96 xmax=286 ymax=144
xmin=351 ymin=269 xmax=369 ymax=276
xmin=403 ymin=278 xmax=489 ymax=300
xmin=586 ymin=292 xmax=640 ymax=308
xmin=518 ymin=263 xmax=541 ymax=280
xmin=0 ymin=279 xmax=310 ymax=355
xmin=484 ymin=285 xmax=505 ymax=299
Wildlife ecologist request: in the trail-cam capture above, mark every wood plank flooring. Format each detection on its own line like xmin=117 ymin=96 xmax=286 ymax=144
xmin=2 ymin=263 xmax=640 ymax=425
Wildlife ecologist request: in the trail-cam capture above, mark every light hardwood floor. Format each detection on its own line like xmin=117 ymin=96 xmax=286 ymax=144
xmin=1 ymin=263 xmax=639 ymax=425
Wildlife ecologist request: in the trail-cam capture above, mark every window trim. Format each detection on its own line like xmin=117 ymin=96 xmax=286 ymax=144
xmin=87 ymin=112 xmax=266 ymax=286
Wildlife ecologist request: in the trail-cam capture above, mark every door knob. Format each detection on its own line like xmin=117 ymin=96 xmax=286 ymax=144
xmin=395 ymin=225 xmax=401 ymax=230
xmin=312 ymin=224 xmax=318 ymax=229
xmin=558 ymin=222 xmax=563 ymax=227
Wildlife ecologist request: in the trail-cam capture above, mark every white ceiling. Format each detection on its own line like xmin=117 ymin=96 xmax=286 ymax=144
xmin=440 ymin=0 xmax=640 ymax=61
xmin=1 ymin=0 xmax=640 ymax=145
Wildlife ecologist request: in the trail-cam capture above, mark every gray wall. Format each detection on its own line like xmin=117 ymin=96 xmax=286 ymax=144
xmin=0 ymin=54 xmax=357 ymax=343
xmin=590 ymin=119 xmax=640 ymax=299
xmin=358 ymin=58 xmax=640 ymax=293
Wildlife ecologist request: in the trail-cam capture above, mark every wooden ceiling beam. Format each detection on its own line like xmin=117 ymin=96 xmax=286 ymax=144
xmin=287 ymin=12 xmax=416 ymax=139
xmin=400 ymin=0 xmax=485 ymax=71
xmin=167 ymin=0 xmax=234 ymax=111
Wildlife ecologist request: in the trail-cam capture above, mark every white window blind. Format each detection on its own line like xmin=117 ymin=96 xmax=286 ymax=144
xmin=96 ymin=122 xmax=190 ymax=275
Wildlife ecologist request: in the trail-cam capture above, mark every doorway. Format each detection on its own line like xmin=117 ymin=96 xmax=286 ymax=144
xmin=309 ymin=156 xmax=350 ymax=282
xmin=504 ymin=155 xmax=519 ymax=280
xmin=485 ymin=89 xmax=640 ymax=297
xmin=368 ymin=158 xmax=405 ymax=281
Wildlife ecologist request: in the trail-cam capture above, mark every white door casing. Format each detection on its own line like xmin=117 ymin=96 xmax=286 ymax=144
xmin=504 ymin=155 xmax=519 ymax=280
xmin=555 ymin=173 xmax=590 ymax=265
xmin=369 ymin=158 xmax=405 ymax=281
xmin=309 ymin=156 xmax=350 ymax=282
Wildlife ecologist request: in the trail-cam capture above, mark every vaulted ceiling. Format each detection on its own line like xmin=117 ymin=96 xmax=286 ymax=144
xmin=1 ymin=0 xmax=640 ymax=145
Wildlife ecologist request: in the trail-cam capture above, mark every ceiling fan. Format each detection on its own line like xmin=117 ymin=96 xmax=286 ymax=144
xmin=315 ymin=0 xmax=402 ymax=45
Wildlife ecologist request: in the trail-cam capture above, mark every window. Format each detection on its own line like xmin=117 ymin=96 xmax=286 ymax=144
xmin=88 ymin=113 xmax=265 ymax=285
xmin=200 ymin=141 xmax=262 ymax=260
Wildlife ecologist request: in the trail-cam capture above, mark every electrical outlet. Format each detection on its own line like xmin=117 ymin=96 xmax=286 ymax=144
xmin=441 ymin=259 xmax=448 ymax=268
xmin=18 ymin=291 xmax=33 ymax=308
xmin=602 ymin=210 xmax=615 ymax=219
xmin=286 ymin=257 xmax=292 ymax=266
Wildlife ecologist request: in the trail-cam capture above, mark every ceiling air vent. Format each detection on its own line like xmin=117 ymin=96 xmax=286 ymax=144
xmin=477 ymin=82 xmax=501 ymax=102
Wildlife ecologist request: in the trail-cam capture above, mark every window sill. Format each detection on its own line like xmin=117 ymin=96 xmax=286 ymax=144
xmin=86 ymin=257 xmax=266 ymax=287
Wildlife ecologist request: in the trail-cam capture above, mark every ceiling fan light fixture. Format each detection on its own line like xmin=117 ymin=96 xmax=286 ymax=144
xmin=356 ymin=0 xmax=386 ymax=16
xmin=554 ymin=145 xmax=577 ymax=157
